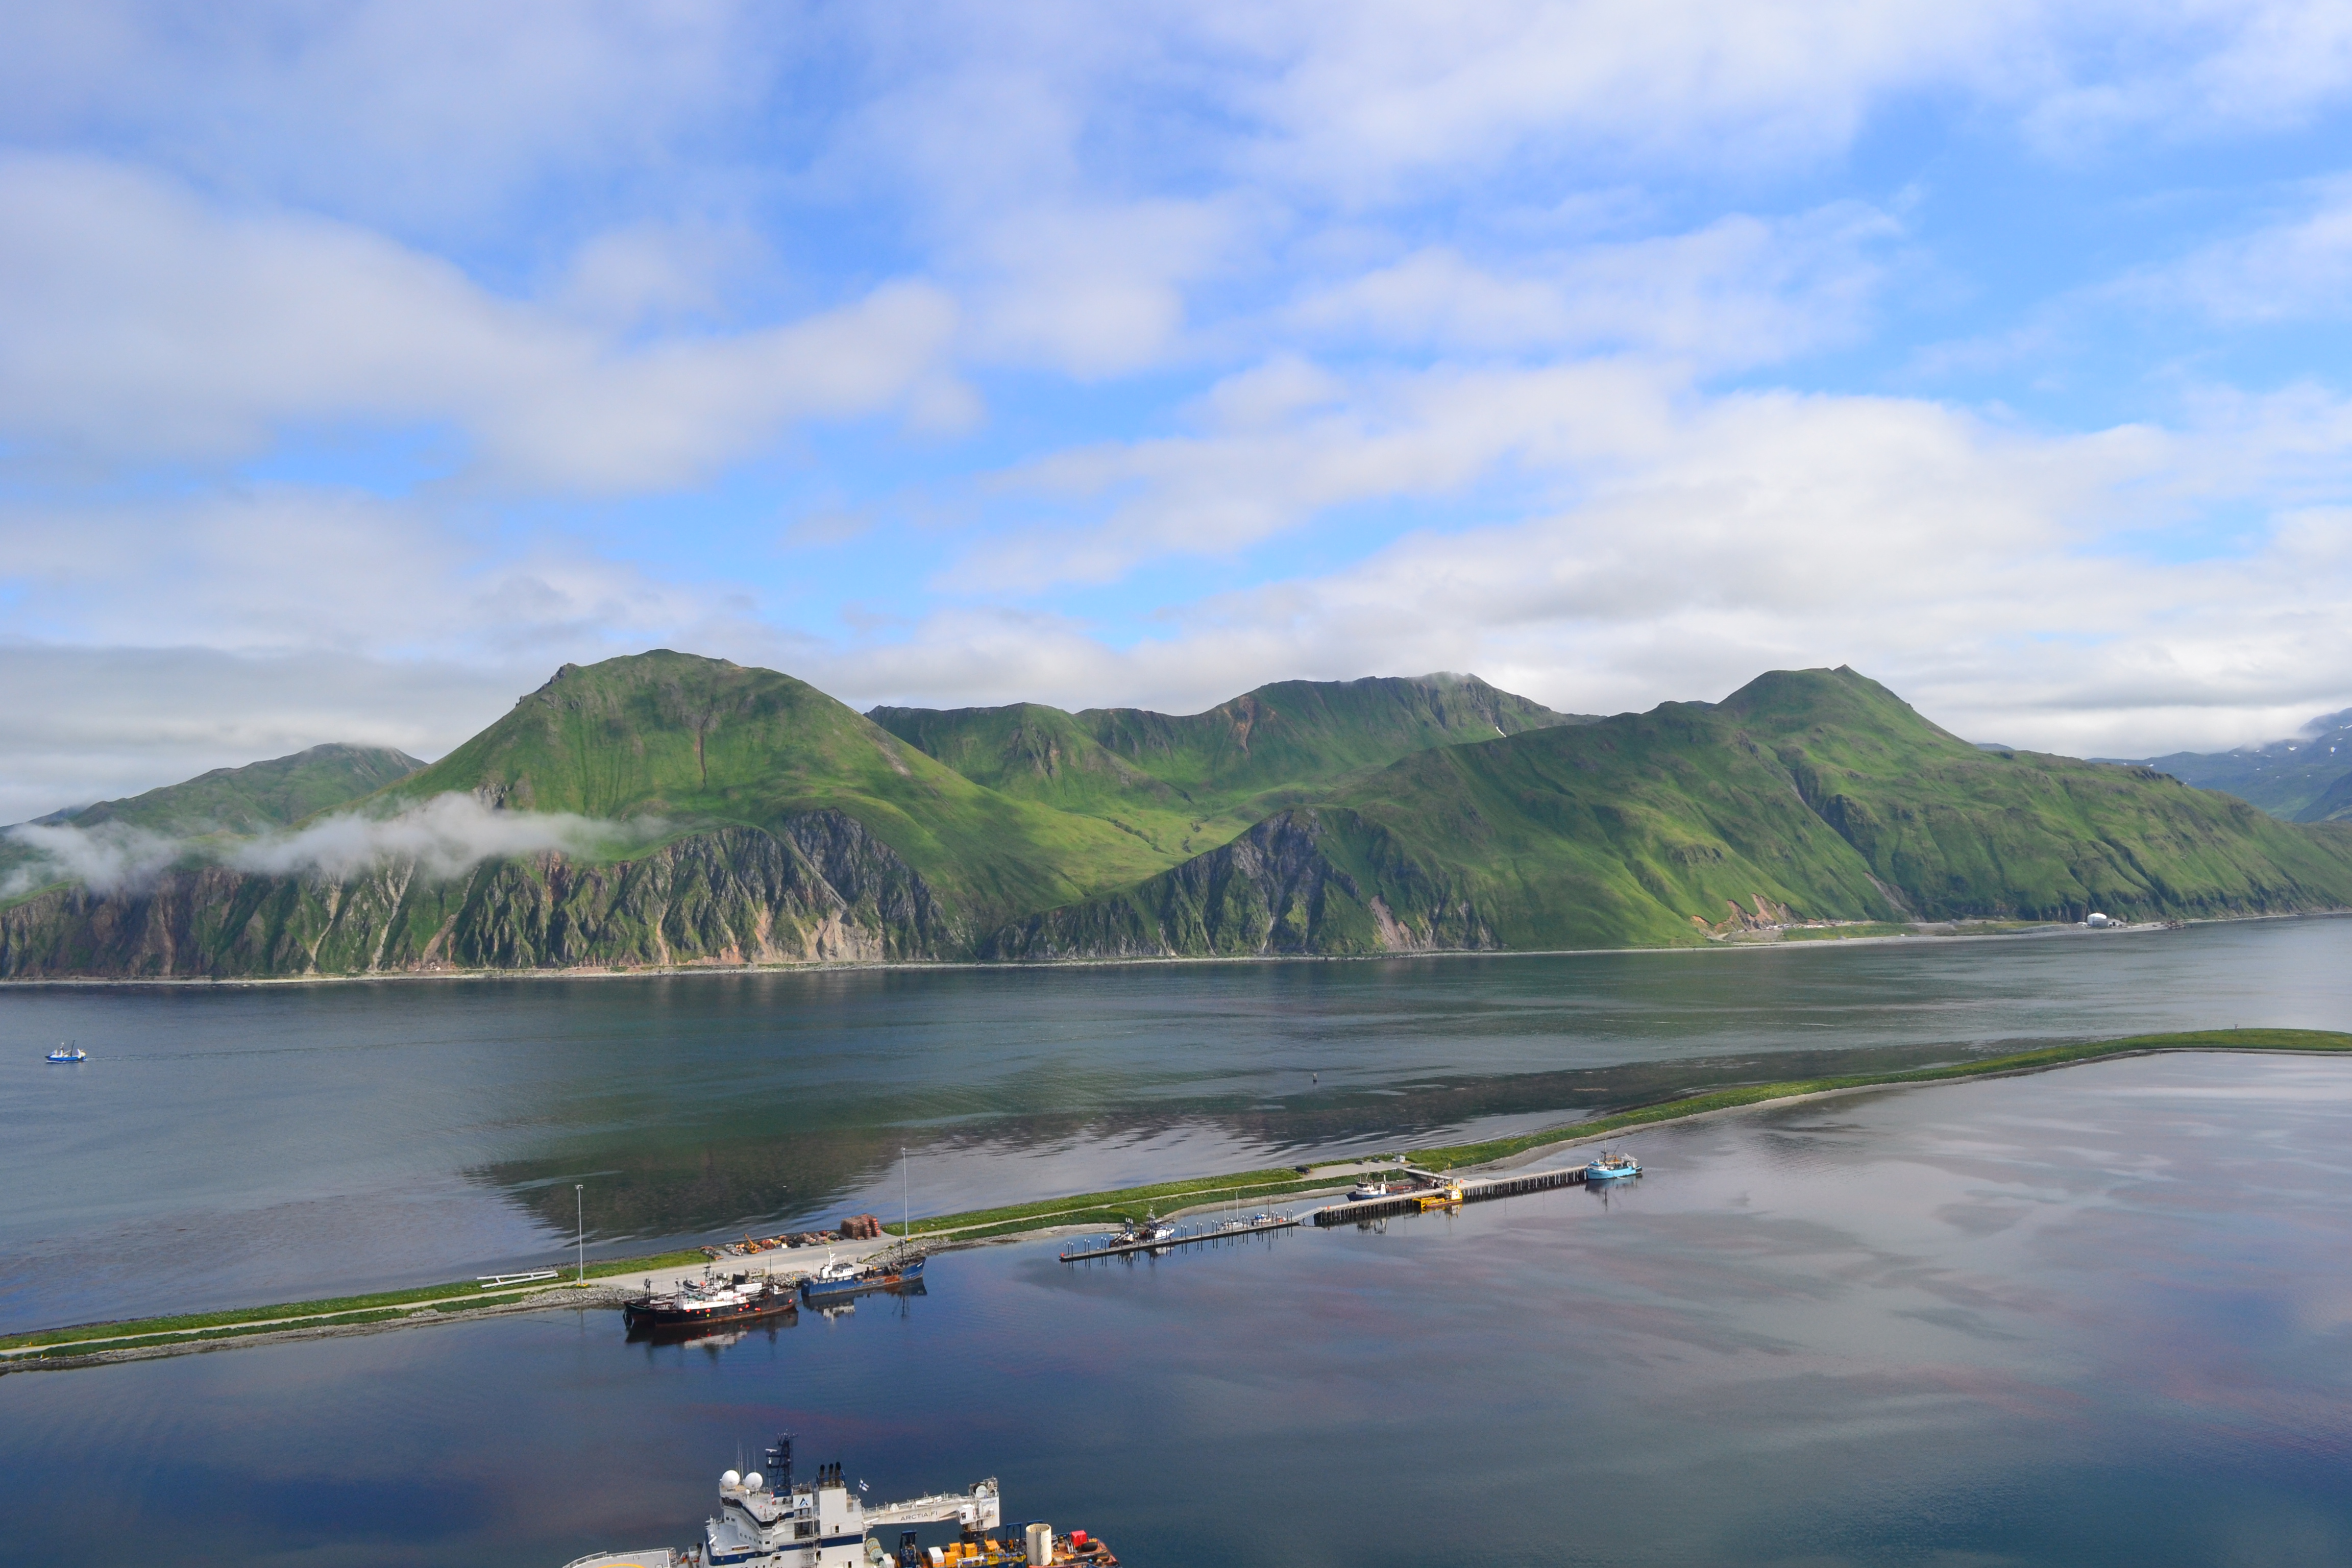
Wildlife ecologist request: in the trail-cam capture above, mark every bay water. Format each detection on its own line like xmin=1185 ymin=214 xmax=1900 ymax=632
xmin=5 ymin=919 xmax=2349 ymax=1334
xmin=7 ymin=1048 xmax=2352 ymax=1565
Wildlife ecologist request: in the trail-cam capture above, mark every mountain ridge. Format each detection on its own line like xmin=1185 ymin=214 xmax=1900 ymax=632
xmin=5 ymin=655 xmax=2348 ymax=978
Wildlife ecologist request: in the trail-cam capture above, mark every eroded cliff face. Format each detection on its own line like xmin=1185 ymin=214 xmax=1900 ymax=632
xmin=0 ymin=813 xmax=960 ymax=979
xmin=981 ymin=809 xmax=1497 ymax=960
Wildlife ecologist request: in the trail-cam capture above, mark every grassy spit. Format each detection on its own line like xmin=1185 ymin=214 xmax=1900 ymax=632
xmin=7 ymin=1028 xmax=2345 ymax=1367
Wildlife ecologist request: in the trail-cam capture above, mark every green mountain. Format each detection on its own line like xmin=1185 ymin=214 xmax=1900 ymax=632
xmin=5 ymin=658 xmax=2348 ymax=979
xmin=379 ymin=651 xmax=1194 ymax=919
xmin=870 ymin=673 xmax=1587 ymax=859
xmin=35 ymin=743 xmax=424 ymax=836
xmin=2296 ymin=769 xmax=2352 ymax=824
xmin=988 ymin=668 xmax=2352 ymax=958
xmin=2124 ymin=707 xmax=2352 ymax=818
xmin=0 ymin=742 xmax=425 ymax=897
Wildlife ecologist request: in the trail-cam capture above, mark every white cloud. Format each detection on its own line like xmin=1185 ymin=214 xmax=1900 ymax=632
xmin=2133 ymin=176 xmax=2352 ymax=323
xmin=3 ymin=793 xmax=665 ymax=898
xmin=0 ymin=155 xmax=966 ymax=489
xmin=975 ymin=357 xmax=1683 ymax=586
xmin=0 ymin=1 xmax=772 ymax=235
xmin=1285 ymin=205 xmax=1899 ymax=366
xmin=0 ymin=645 xmax=521 ymax=825
xmin=228 ymin=793 xmax=664 ymax=880
xmin=896 ymin=364 xmax=2352 ymax=755
xmin=0 ymin=820 xmax=183 ymax=897
xmin=0 ymin=484 xmax=744 ymax=657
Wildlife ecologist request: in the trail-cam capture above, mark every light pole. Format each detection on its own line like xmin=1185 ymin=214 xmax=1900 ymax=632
xmin=575 ymin=1184 xmax=585 ymax=1284
xmin=901 ymin=1146 xmax=910 ymax=1247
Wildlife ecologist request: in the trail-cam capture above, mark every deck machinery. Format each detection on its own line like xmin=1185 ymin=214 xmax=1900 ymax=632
xmin=561 ymin=1435 xmax=1002 ymax=1568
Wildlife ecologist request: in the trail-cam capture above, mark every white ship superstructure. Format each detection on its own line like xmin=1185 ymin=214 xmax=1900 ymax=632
xmin=562 ymin=1435 xmax=1001 ymax=1568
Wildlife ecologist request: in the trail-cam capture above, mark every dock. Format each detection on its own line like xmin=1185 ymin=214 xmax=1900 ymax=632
xmin=1059 ymin=1212 xmax=1301 ymax=1262
xmin=1310 ymin=1163 xmax=1587 ymax=1226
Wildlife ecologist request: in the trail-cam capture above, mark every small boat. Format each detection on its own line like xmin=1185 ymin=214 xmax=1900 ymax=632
xmin=1345 ymin=1180 xmax=1390 ymax=1202
xmin=1110 ymin=1213 xmax=1176 ymax=1245
xmin=46 ymin=1045 xmax=85 ymax=1063
xmin=798 ymin=1250 xmax=926 ymax=1304
xmin=1584 ymin=1152 xmax=1641 ymax=1182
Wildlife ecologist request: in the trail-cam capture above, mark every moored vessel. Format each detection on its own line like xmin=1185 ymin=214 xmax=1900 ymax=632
xmin=623 ymin=1271 xmax=797 ymax=1337
xmin=797 ymin=1250 xmax=926 ymax=1305
xmin=1584 ymin=1151 xmax=1641 ymax=1182
xmin=557 ymin=1434 xmax=1117 ymax=1568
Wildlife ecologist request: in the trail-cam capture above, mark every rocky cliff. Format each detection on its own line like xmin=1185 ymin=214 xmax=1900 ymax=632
xmin=0 ymin=813 xmax=958 ymax=979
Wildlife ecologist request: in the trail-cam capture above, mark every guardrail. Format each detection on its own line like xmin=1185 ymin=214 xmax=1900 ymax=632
xmin=476 ymin=1269 xmax=561 ymax=1289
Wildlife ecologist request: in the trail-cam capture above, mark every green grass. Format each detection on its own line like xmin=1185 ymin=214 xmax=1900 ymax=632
xmin=0 ymin=1248 xmax=708 ymax=1361
xmin=873 ymin=674 xmax=1588 ymax=864
xmin=17 ymin=1028 xmax=2346 ymax=1369
xmin=1004 ymin=667 xmax=2352 ymax=959
xmin=67 ymin=744 xmax=425 ymax=837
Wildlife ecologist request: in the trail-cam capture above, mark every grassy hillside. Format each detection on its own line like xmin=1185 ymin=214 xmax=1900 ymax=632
xmin=996 ymin=667 xmax=2352 ymax=957
xmin=377 ymin=651 xmax=1175 ymax=922
xmin=2294 ymin=768 xmax=2352 ymax=824
xmin=0 ymin=742 xmax=425 ymax=901
xmin=13 ymin=658 xmax=2351 ymax=977
xmin=874 ymin=673 xmax=1590 ymax=859
xmin=40 ymin=743 xmax=423 ymax=835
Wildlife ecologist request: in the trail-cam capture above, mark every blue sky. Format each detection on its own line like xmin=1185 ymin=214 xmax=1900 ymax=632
xmin=5 ymin=2 xmax=2352 ymax=819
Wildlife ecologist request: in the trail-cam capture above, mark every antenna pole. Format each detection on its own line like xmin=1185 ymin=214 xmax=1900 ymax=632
xmin=575 ymin=1184 xmax=584 ymax=1284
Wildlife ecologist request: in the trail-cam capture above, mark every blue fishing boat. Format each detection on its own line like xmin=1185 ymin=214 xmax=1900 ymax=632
xmin=46 ymin=1044 xmax=85 ymax=1063
xmin=1584 ymin=1152 xmax=1640 ymax=1182
xmin=798 ymin=1251 xmax=925 ymax=1304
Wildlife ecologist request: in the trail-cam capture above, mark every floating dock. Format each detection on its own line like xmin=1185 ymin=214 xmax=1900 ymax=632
xmin=1310 ymin=1164 xmax=1586 ymax=1226
xmin=1060 ymin=1212 xmax=1300 ymax=1262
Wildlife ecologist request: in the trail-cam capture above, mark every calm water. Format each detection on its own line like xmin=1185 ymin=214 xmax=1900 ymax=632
xmin=7 ymin=1051 xmax=2352 ymax=1567
xmin=4 ymin=918 xmax=2350 ymax=1331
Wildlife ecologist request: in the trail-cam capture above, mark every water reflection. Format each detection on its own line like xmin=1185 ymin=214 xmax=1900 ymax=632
xmin=5 ymin=916 xmax=2349 ymax=1331
xmin=8 ymin=1053 xmax=2352 ymax=1567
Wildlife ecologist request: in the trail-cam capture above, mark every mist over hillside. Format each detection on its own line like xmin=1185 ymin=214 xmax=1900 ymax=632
xmin=5 ymin=653 xmax=2347 ymax=980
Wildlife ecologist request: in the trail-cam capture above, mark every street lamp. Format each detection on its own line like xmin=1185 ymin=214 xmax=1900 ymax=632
xmin=575 ymin=1184 xmax=585 ymax=1284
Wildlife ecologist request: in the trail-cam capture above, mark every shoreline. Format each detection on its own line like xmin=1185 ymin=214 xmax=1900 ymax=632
xmin=6 ymin=1026 xmax=2346 ymax=1373
xmin=3 ymin=910 xmax=2335 ymax=992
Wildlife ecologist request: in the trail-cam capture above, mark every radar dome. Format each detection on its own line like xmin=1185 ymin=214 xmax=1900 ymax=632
xmin=721 ymin=1469 xmax=741 ymax=1489
xmin=744 ymin=1472 xmax=765 ymax=1491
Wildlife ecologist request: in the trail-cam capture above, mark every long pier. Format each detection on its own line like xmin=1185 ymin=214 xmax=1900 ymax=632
xmin=1310 ymin=1164 xmax=1587 ymax=1226
xmin=1059 ymin=1213 xmax=1301 ymax=1262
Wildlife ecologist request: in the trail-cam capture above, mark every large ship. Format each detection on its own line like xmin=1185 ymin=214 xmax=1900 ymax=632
xmin=623 ymin=1271 xmax=798 ymax=1337
xmin=558 ymin=1434 xmax=1117 ymax=1568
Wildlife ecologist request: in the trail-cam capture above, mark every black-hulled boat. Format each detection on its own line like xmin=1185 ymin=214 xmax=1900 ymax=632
xmin=623 ymin=1271 xmax=797 ymax=1338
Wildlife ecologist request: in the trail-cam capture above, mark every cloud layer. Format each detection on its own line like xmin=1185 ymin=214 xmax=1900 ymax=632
xmin=2 ymin=794 xmax=665 ymax=898
xmin=6 ymin=2 xmax=2352 ymax=814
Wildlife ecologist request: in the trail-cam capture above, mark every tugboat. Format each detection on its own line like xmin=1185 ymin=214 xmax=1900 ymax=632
xmin=797 ymin=1249 xmax=927 ymax=1306
xmin=623 ymin=1271 xmax=797 ymax=1337
xmin=46 ymin=1044 xmax=85 ymax=1063
xmin=555 ymin=1434 xmax=1118 ymax=1568
xmin=1584 ymin=1150 xmax=1641 ymax=1182
xmin=1345 ymin=1178 xmax=1390 ymax=1202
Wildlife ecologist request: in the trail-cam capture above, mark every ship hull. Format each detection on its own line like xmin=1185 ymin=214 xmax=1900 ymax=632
xmin=622 ymin=1285 xmax=797 ymax=1338
xmin=799 ymin=1256 xmax=925 ymax=1304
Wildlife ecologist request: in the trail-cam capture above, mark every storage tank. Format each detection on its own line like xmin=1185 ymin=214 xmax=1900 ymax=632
xmin=1025 ymin=1523 xmax=1054 ymax=1564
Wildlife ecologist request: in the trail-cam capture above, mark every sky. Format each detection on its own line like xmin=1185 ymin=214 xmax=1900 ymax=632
xmin=6 ymin=2 xmax=2352 ymax=821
